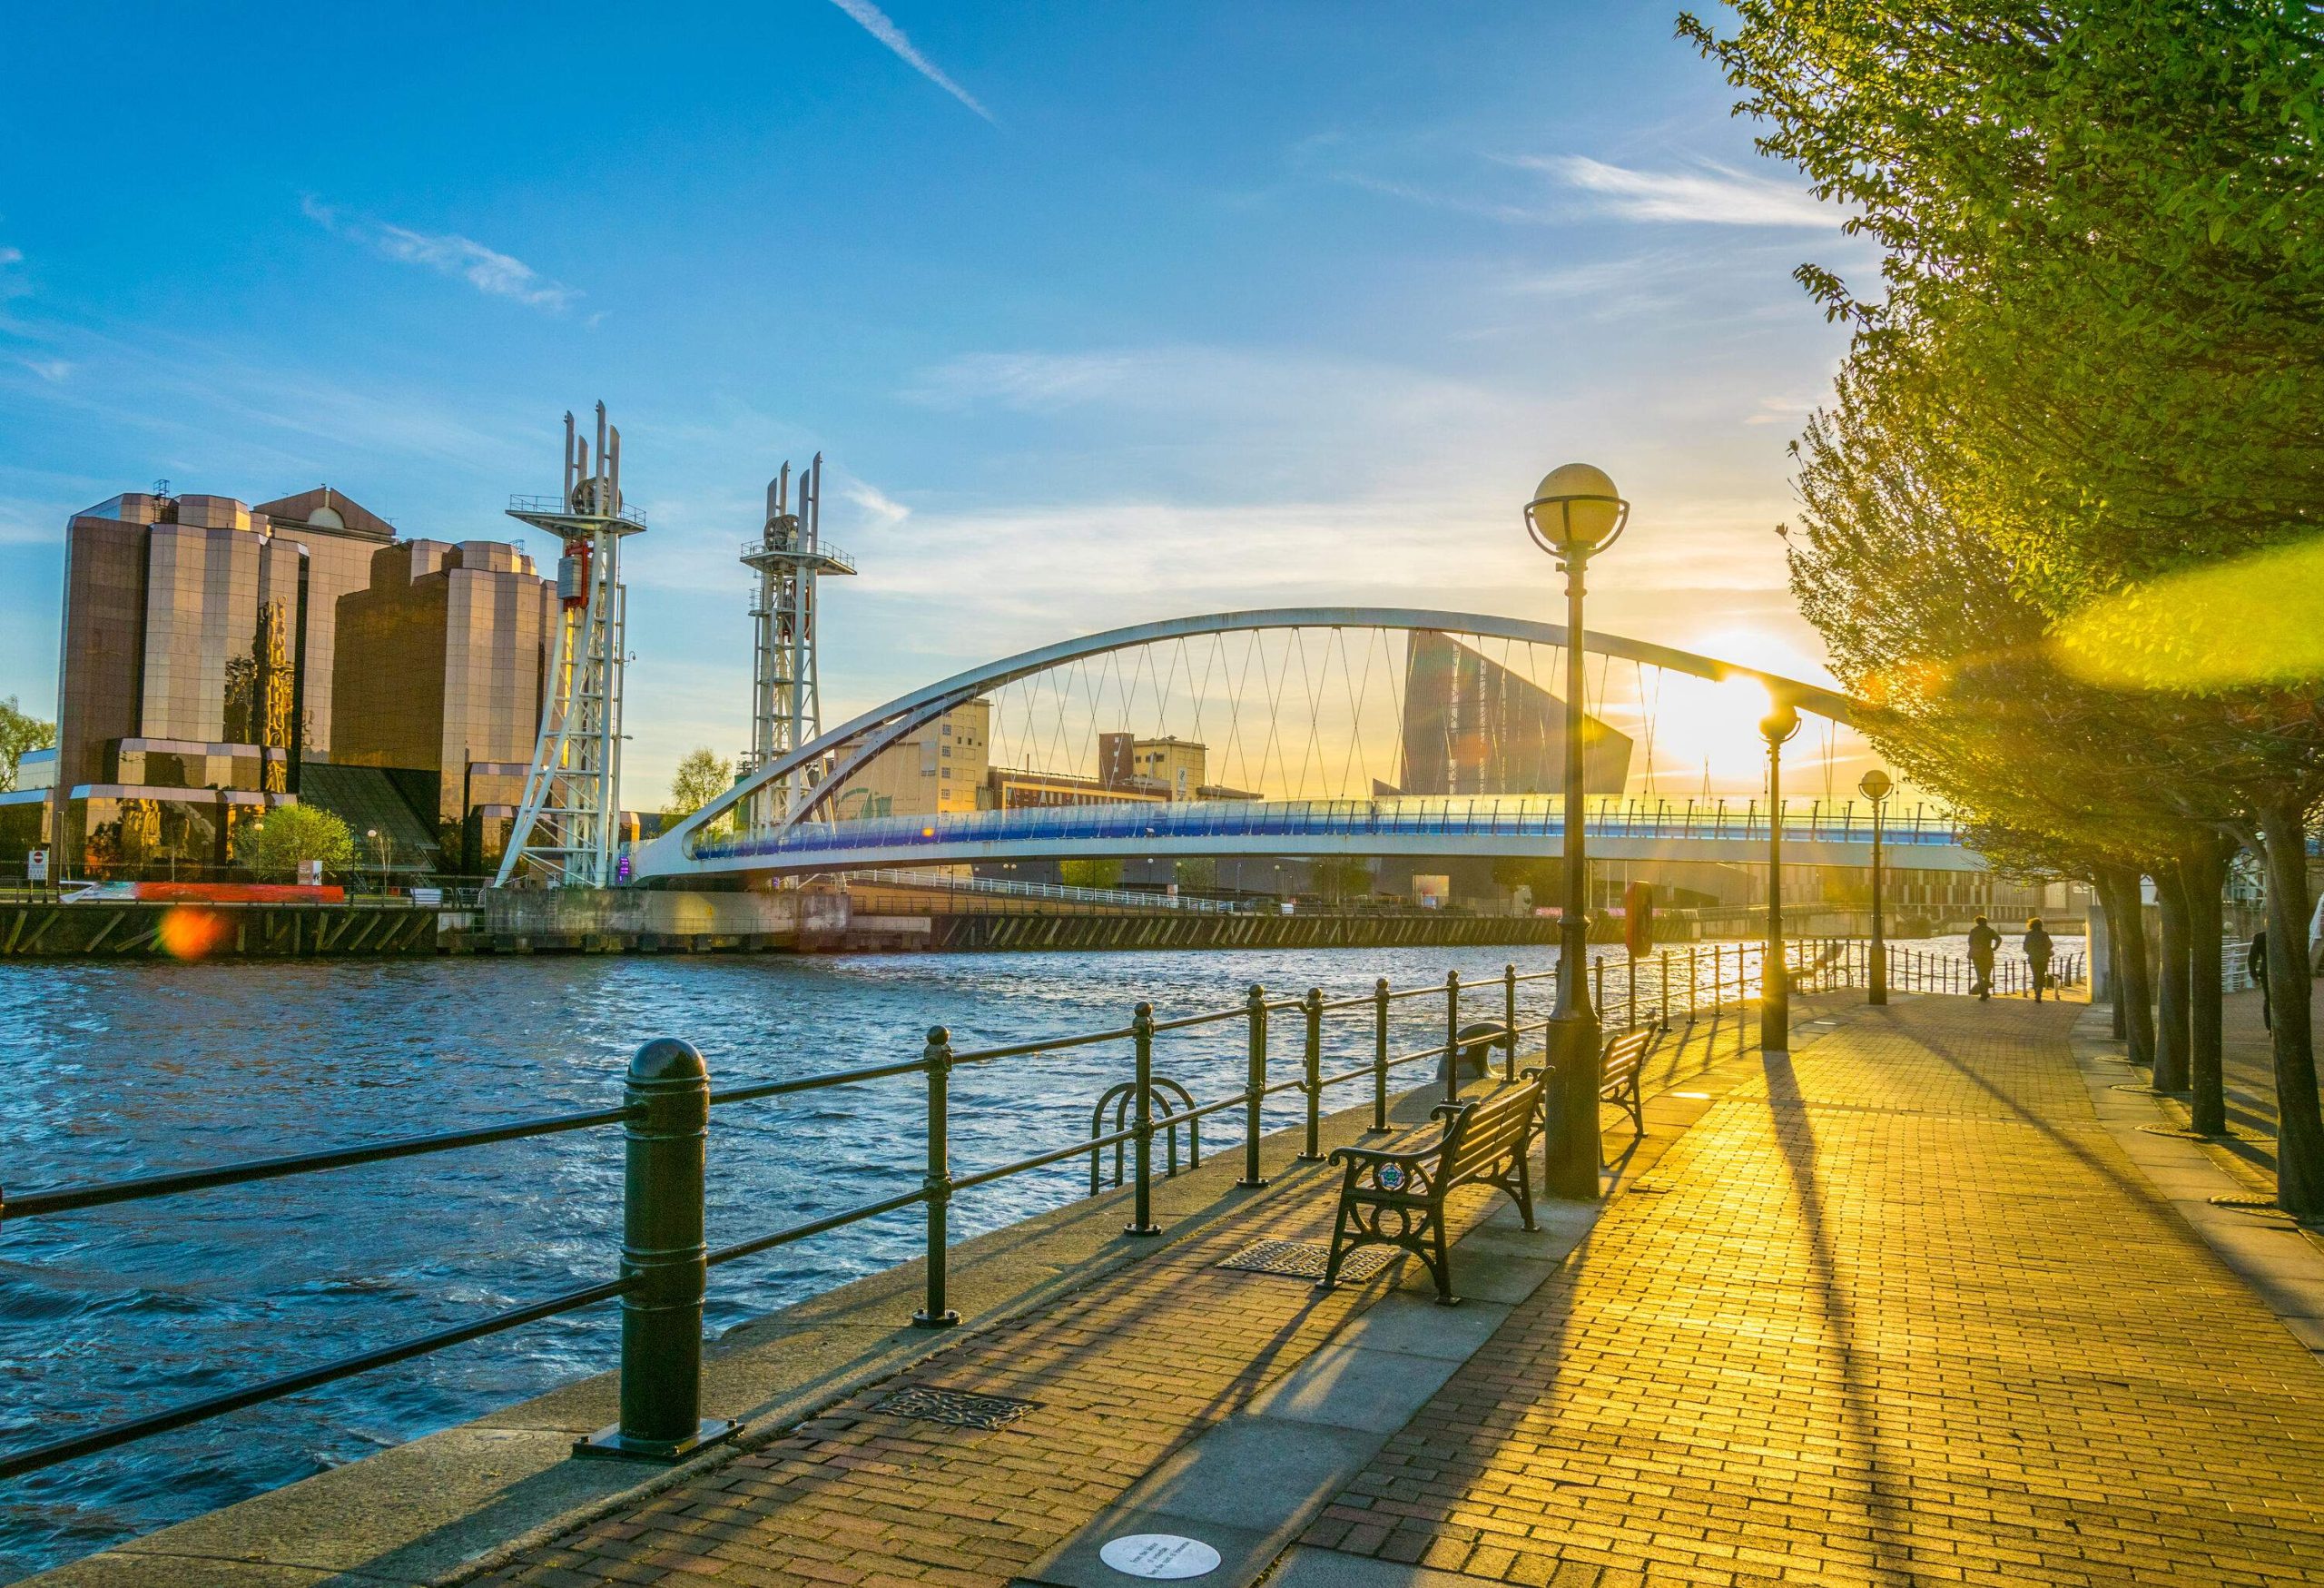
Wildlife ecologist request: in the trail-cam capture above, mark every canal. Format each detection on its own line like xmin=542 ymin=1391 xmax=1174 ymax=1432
xmin=0 ymin=933 xmax=2050 ymax=1579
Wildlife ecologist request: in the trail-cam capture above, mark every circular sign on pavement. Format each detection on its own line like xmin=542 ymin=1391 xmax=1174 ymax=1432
xmin=1098 ymin=1533 xmax=1222 ymax=1579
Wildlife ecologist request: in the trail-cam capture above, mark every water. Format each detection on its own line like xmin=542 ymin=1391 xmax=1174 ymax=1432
xmin=0 ymin=931 xmax=2083 ymax=1578
xmin=0 ymin=942 xmax=1606 ymax=1580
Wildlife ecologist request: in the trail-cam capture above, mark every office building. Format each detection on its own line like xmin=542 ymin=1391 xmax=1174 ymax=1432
xmin=331 ymin=538 xmax=556 ymax=824
xmin=1396 ymin=632 xmax=1630 ymax=797
xmin=834 ymin=701 xmax=992 ymax=819
xmin=44 ymin=487 xmax=555 ymax=874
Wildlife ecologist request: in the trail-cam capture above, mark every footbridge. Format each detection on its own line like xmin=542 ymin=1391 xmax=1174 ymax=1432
xmin=632 ymin=607 xmax=1980 ymax=882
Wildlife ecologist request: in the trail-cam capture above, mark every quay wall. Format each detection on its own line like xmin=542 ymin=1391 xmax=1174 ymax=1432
xmin=0 ymin=899 xmax=437 ymax=959
xmin=0 ymin=891 xmax=2043 ymax=961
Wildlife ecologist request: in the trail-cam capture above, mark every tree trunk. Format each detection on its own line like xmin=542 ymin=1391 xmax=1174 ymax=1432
xmin=2181 ymin=836 xmax=2229 ymax=1136
xmin=2154 ymin=867 xmax=2192 ymax=1093
xmin=2257 ymin=794 xmax=2324 ymax=1219
xmin=2097 ymin=866 xmax=2156 ymax=1066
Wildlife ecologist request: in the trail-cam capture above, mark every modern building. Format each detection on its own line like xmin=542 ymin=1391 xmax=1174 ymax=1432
xmin=1395 ymin=631 xmax=1630 ymax=796
xmin=331 ymin=538 xmax=556 ymax=825
xmin=833 ymin=700 xmax=992 ymax=820
xmin=1098 ymin=733 xmax=1207 ymax=801
xmin=43 ymin=487 xmax=555 ymax=874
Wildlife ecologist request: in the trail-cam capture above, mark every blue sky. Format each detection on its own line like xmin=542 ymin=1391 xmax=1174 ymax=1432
xmin=0 ymin=2 xmax=1876 ymax=799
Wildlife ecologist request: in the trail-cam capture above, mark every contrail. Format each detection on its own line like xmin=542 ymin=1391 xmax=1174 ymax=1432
xmin=826 ymin=0 xmax=994 ymax=123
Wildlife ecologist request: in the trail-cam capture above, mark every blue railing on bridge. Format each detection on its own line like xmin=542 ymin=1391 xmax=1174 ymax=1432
xmin=694 ymin=795 xmax=1972 ymax=863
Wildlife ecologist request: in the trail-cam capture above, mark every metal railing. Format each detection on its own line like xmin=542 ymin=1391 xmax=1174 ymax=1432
xmin=696 ymin=794 xmax=1975 ymax=862
xmin=835 ymin=866 xmax=1246 ymax=914
xmin=0 ymin=933 xmax=2014 ymax=1483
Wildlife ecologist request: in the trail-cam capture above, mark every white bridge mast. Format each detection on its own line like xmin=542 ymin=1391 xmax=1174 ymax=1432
xmin=497 ymin=403 xmax=645 ymax=888
xmin=741 ymin=454 xmax=853 ymax=829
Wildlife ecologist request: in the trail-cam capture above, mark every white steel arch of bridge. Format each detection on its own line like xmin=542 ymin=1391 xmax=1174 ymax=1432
xmin=633 ymin=607 xmax=1880 ymax=882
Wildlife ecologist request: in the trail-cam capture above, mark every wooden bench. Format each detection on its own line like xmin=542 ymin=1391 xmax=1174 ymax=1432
xmin=1318 ymin=1068 xmax=1550 ymax=1305
xmin=1598 ymin=1024 xmax=1659 ymax=1163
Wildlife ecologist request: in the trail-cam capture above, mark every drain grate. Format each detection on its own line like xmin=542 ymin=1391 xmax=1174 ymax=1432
xmin=1216 ymin=1238 xmax=1393 ymax=1284
xmin=871 ymin=1386 xmax=1041 ymax=1431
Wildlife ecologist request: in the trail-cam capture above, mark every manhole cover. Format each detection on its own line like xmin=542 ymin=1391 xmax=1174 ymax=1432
xmin=870 ymin=1386 xmax=1040 ymax=1431
xmin=2210 ymin=1193 xmax=2283 ymax=1212
xmin=1216 ymin=1238 xmax=1393 ymax=1284
xmin=1626 ymin=1179 xmax=1676 ymax=1195
xmin=1099 ymin=1534 xmax=1221 ymax=1579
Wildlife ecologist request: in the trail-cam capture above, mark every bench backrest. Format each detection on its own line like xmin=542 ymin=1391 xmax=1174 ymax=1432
xmin=1438 ymin=1074 xmax=1546 ymax=1184
xmin=1601 ymin=1027 xmax=1655 ymax=1086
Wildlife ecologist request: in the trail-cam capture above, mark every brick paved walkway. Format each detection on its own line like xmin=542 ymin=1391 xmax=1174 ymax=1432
xmin=473 ymin=997 xmax=2324 ymax=1588
xmin=1303 ymin=997 xmax=2324 ymax=1586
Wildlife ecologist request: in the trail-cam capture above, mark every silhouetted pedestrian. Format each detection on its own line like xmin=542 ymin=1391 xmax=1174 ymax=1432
xmin=2250 ymin=926 xmax=2270 ymax=1031
xmin=1968 ymin=914 xmax=2001 ymax=1001
xmin=2024 ymin=918 xmax=2054 ymax=1001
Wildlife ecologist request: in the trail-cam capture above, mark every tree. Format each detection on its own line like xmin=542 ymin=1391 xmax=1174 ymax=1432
xmin=233 ymin=804 xmax=354 ymax=878
xmin=1686 ymin=0 xmax=2324 ymax=1214
xmin=1312 ymin=858 xmax=1373 ymax=902
xmin=0 ymin=696 xmax=54 ymax=792
xmin=1059 ymin=858 xmax=1124 ymax=889
xmin=1491 ymin=855 xmax=1558 ymax=901
xmin=666 ymin=748 xmax=734 ymax=819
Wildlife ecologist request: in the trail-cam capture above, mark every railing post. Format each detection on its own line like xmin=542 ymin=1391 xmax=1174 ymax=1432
xmin=1626 ymin=956 xmax=1638 ymax=1033
xmin=1372 ymin=977 xmax=1391 ymax=1131
xmin=1239 ymin=983 xmax=1269 ymax=1187
xmin=1298 ymin=988 xmax=1325 ymax=1160
xmin=1443 ymin=970 xmax=1462 ymax=1103
xmin=912 ymin=1026 xmax=963 ymax=1322
xmin=1658 ymin=950 xmax=1670 ymax=1031
xmin=1592 ymin=955 xmax=1606 ymax=1024
xmin=576 ymin=1038 xmax=738 ymax=1461
xmin=1688 ymin=945 xmax=1699 ymax=1023
xmin=1126 ymin=1003 xmax=1161 ymax=1234
xmin=1503 ymin=962 xmax=1520 ymax=1082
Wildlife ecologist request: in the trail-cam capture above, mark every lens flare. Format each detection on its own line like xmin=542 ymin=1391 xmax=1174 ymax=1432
xmin=157 ymin=905 xmax=232 ymax=961
xmin=2053 ymin=538 xmax=2324 ymax=691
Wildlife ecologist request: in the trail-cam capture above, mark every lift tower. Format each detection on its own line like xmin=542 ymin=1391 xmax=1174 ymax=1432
xmin=497 ymin=404 xmax=645 ymax=887
xmin=741 ymin=454 xmax=854 ymax=829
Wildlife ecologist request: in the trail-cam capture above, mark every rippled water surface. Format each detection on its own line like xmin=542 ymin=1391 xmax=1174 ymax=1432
xmin=0 ymin=943 xmax=1626 ymax=1580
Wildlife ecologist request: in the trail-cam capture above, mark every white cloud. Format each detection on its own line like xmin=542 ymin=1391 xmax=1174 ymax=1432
xmin=842 ymin=480 xmax=911 ymax=527
xmin=301 ymin=197 xmax=580 ymax=312
xmin=1517 ymin=156 xmax=1837 ymax=228
xmin=0 ymin=247 xmax=22 ymax=267
xmin=826 ymin=0 xmax=994 ymax=123
xmin=18 ymin=358 xmax=70 ymax=381
xmin=906 ymin=350 xmax=1139 ymax=411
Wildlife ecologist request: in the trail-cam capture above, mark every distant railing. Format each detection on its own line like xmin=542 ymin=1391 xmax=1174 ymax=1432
xmin=835 ymin=866 xmax=1246 ymax=913
xmin=697 ymin=794 xmax=1974 ymax=862
xmin=507 ymin=492 xmax=646 ymax=528
xmin=0 ymin=933 xmax=2048 ymax=1484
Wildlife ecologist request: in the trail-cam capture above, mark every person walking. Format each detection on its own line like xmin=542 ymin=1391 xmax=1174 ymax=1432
xmin=1968 ymin=914 xmax=2001 ymax=1001
xmin=2024 ymin=917 xmax=2054 ymax=1001
xmin=2250 ymin=924 xmax=2271 ymax=1031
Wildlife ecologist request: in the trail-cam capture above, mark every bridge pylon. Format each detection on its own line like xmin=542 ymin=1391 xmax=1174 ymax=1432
xmin=741 ymin=455 xmax=855 ymax=832
xmin=497 ymin=403 xmax=645 ymax=889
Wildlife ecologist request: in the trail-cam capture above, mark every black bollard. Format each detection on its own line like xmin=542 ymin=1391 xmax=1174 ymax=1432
xmin=576 ymin=1038 xmax=739 ymax=1462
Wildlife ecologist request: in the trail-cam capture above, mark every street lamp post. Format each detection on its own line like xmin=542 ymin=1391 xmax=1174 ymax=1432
xmin=1760 ymin=701 xmax=1802 ymax=1054
xmin=1525 ymin=462 xmax=1630 ymax=1200
xmin=366 ymin=826 xmax=390 ymax=893
xmin=1859 ymin=768 xmax=1893 ymax=1005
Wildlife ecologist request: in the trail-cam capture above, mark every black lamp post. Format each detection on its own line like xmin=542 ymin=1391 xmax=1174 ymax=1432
xmin=1859 ymin=767 xmax=1892 ymax=1005
xmin=1760 ymin=700 xmax=1802 ymax=1053
xmin=1525 ymin=462 xmax=1630 ymax=1200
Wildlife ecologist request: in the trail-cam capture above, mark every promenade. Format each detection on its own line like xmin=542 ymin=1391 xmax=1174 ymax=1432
xmin=464 ymin=992 xmax=2324 ymax=1588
